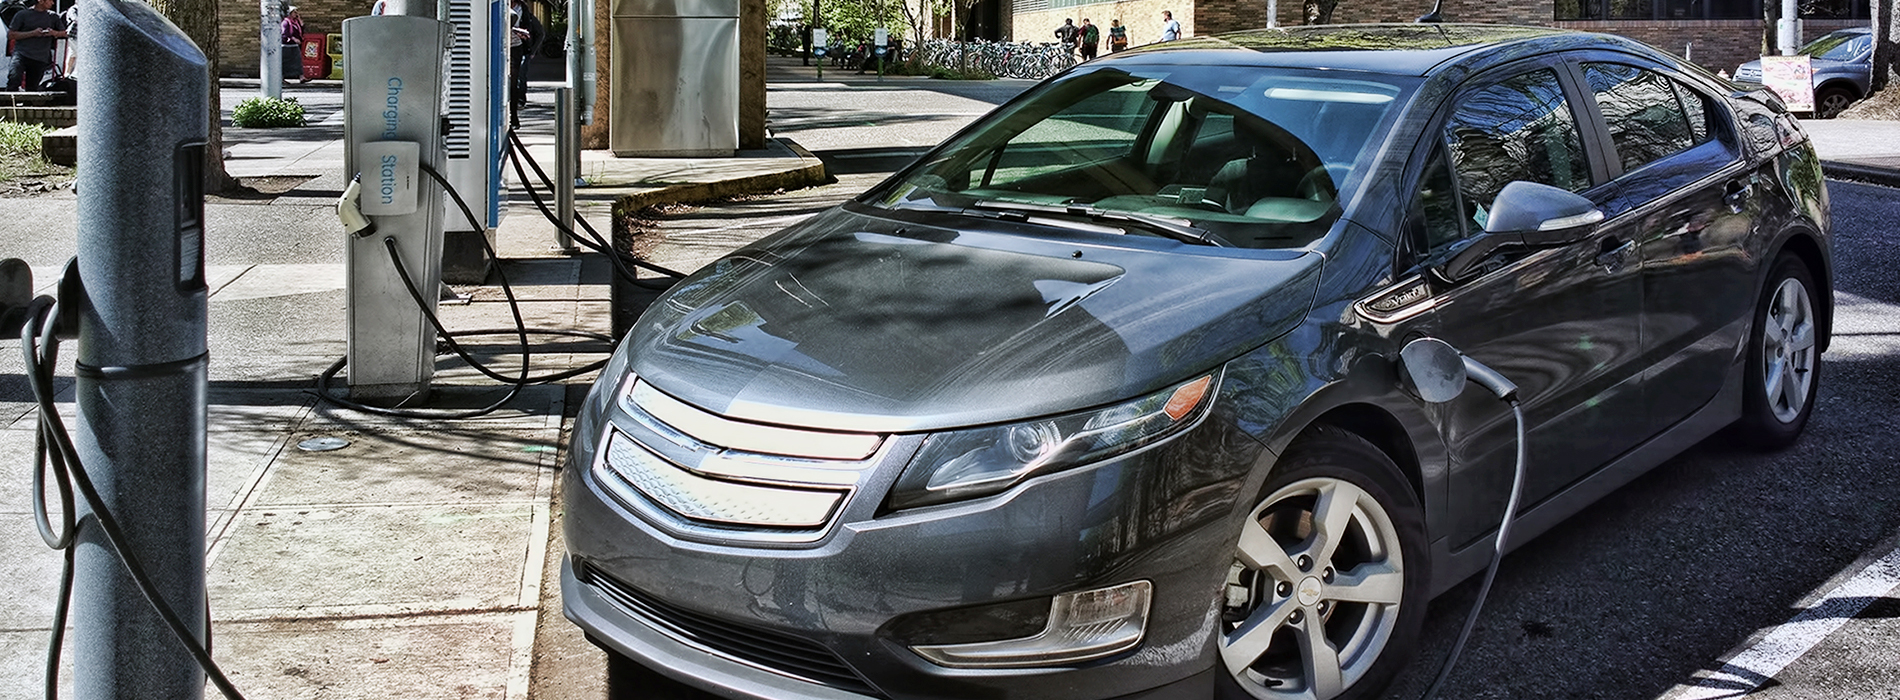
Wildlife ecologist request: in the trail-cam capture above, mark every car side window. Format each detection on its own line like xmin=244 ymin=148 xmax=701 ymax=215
xmin=1582 ymin=63 xmax=1700 ymax=173
xmin=1442 ymin=69 xmax=1591 ymax=232
xmin=1409 ymin=145 xmax=1465 ymax=262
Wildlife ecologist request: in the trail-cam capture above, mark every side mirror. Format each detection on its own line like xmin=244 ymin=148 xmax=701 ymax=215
xmin=1438 ymin=181 xmax=1604 ymax=282
xmin=1484 ymin=180 xmax=1604 ymax=244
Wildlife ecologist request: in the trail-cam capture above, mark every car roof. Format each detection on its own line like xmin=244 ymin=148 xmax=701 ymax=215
xmin=1111 ymin=23 xmax=1641 ymax=77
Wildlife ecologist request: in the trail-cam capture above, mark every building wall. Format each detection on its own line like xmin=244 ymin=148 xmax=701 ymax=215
xmin=218 ymin=0 xmax=371 ymax=77
xmin=1015 ymin=1 xmax=1190 ymax=46
xmin=1329 ymin=0 xmax=1550 ymax=26
xmin=1192 ymin=0 xmax=1261 ymax=36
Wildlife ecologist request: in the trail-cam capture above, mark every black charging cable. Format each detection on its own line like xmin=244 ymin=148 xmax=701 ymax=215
xmin=314 ymin=162 xmax=616 ymax=419
xmin=22 ymin=295 xmax=249 ymax=700
xmin=499 ymin=128 xmax=688 ymax=290
xmin=1419 ymin=397 xmax=1528 ymax=700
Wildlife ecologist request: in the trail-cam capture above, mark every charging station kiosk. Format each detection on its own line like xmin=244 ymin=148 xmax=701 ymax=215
xmin=440 ymin=0 xmax=510 ymax=282
xmin=341 ymin=14 xmax=453 ymax=401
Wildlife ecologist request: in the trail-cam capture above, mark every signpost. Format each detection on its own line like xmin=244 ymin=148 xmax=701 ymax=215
xmin=874 ymin=26 xmax=886 ymax=80
xmin=812 ymin=27 xmax=826 ymax=81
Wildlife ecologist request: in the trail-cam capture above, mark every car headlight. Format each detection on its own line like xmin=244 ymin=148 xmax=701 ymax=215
xmin=888 ymin=371 xmax=1219 ymax=510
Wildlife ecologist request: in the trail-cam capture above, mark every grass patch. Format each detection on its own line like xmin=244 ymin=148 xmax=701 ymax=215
xmin=0 ymin=120 xmax=51 ymax=182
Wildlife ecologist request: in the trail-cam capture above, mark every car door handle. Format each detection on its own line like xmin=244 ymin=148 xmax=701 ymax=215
xmin=1595 ymin=238 xmax=1634 ymax=270
xmin=1724 ymin=178 xmax=1752 ymax=213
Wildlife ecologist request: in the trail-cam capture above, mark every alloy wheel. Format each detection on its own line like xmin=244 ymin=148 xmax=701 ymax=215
xmin=1761 ymin=276 xmax=1816 ymax=424
xmin=1221 ymin=477 xmax=1406 ymax=700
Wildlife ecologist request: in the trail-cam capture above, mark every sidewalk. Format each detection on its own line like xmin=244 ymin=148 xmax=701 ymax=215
xmin=0 ymin=81 xmax=821 ymax=700
xmin=1799 ymin=117 xmax=1900 ymax=188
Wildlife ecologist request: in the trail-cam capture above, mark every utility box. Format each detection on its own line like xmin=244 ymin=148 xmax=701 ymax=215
xmin=609 ymin=0 xmax=738 ymax=156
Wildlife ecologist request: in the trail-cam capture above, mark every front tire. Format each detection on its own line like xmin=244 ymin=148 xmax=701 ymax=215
xmin=1814 ymin=86 xmax=1855 ymax=119
xmin=1217 ymin=426 xmax=1427 ymax=700
xmin=1735 ymin=254 xmax=1821 ymax=449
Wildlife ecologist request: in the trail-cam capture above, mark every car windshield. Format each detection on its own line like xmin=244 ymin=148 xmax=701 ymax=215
xmin=1800 ymin=31 xmax=1870 ymax=61
xmin=862 ymin=64 xmax=1415 ymax=248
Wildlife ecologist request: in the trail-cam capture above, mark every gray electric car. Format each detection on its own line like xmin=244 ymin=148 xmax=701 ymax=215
xmin=562 ymin=24 xmax=1832 ymax=700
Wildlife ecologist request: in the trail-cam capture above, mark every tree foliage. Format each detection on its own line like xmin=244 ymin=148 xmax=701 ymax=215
xmin=774 ymin=0 xmax=910 ymax=42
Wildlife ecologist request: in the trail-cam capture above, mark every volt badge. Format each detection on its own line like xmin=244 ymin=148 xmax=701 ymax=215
xmin=358 ymin=140 xmax=421 ymax=216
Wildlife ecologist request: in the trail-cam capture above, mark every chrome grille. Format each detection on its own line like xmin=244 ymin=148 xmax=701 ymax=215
xmin=593 ymin=378 xmax=890 ymax=537
xmin=596 ymin=431 xmax=844 ymax=528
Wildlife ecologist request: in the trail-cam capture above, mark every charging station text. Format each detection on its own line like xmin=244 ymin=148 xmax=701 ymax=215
xmin=382 ymin=78 xmax=403 ymax=140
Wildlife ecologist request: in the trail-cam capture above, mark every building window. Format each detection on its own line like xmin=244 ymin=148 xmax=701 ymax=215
xmin=1556 ymin=0 xmax=1867 ymax=20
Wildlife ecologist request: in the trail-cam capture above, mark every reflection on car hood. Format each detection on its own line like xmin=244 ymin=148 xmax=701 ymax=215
xmin=624 ymin=207 xmax=1324 ymax=433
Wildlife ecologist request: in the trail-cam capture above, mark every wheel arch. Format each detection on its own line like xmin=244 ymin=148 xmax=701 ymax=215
xmin=1306 ymin=404 xmax=1425 ymax=503
xmin=1772 ymin=229 xmax=1833 ymax=353
xmin=1815 ymin=78 xmax=1863 ymax=99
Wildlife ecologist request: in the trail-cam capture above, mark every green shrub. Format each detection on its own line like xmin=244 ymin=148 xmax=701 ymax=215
xmin=0 ymin=120 xmax=47 ymax=158
xmin=232 ymin=96 xmax=307 ymax=128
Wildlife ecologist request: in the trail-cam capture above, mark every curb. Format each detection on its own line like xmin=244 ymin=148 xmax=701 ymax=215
xmin=1821 ymin=160 xmax=1900 ymax=189
xmin=613 ymin=137 xmax=829 ymax=212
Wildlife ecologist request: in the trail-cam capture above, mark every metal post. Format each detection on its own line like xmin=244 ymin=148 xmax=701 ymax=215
xmin=261 ymin=0 xmax=282 ymax=97
xmin=74 ymin=1 xmax=210 ymax=697
xmin=1778 ymin=0 xmax=1800 ymax=55
xmin=555 ymin=86 xmax=577 ymax=250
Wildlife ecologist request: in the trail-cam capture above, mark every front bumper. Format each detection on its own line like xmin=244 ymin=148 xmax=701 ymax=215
xmin=560 ymin=403 xmax=1266 ymax=700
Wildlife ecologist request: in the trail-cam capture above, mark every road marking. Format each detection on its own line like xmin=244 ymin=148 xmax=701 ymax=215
xmin=1660 ymin=541 xmax=1900 ymax=699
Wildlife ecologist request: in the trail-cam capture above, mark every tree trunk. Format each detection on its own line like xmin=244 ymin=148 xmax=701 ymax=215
xmin=1762 ymin=0 xmax=1778 ymax=58
xmin=1876 ymin=0 xmax=1897 ymax=92
xmin=148 ymin=0 xmax=243 ymax=194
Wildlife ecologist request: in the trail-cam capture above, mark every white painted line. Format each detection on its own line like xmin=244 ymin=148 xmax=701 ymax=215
xmin=1661 ymin=542 xmax=1900 ymax=699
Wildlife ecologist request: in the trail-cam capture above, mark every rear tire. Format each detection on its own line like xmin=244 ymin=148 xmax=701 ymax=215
xmin=1216 ymin=426 xmax=1427 ymax=700
xmin=1735 ymin=254 xmax=1821 ymax=450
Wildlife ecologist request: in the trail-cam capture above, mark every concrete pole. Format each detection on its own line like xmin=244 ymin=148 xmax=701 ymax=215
xmin=74 ymin=0 xmax=211 ymax=697
xmin=262 ymin=0 xmax=282 ymax=97
xmin=1778 ymin=0 xmax=1800 ymax=55
xmin=1267 ymin=0 xmax=1277 ymax=27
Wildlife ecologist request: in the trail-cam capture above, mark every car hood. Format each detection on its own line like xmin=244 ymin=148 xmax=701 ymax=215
xmin=622 ymin=206 xmax=1325 ymax=433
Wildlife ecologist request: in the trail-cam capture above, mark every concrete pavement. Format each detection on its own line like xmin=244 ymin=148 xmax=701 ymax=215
xmin=2 ymin=63 xmax=1899 ymax=700
xmin=0 ymin=77 xmax=821 ymax=700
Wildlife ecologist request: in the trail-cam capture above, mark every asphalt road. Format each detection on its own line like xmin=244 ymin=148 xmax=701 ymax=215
xmin=618 ymin=72 xmax=1900 ymax=699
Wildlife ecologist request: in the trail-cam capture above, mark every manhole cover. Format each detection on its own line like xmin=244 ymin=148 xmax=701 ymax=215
xmin=297 ymin=436 xmax=351 ymax=452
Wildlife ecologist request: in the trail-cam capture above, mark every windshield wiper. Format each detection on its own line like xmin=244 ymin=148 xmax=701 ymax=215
xmin=968 ymin=200 xmax=1218 ymax=246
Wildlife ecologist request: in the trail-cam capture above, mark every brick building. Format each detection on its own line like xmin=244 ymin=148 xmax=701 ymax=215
xmin=216 ymin=0 xmax=372 ymax=77
xmin=1012 ymin=0 xmax=1871 ymax=75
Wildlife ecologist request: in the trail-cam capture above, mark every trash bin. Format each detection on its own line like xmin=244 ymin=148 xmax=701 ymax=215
xmin=281 ymin=41 xmax=301 ymax=80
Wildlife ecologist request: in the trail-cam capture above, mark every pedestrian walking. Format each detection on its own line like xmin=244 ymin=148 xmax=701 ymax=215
xmin=508 ymin=0 xmax=543 ymax=116
xmin=1054 ymin=18 xmax=1078 ymax=54
xmin=1079 ymin=18 xmax=1099 ymax=60
xmin=1108 ymin=18 xmax=1128 ymax=52
xmin=4 ymin=0 xmax=65 ymax=92
xmin=1159 ymin=10 xmax=1181 ymax=42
